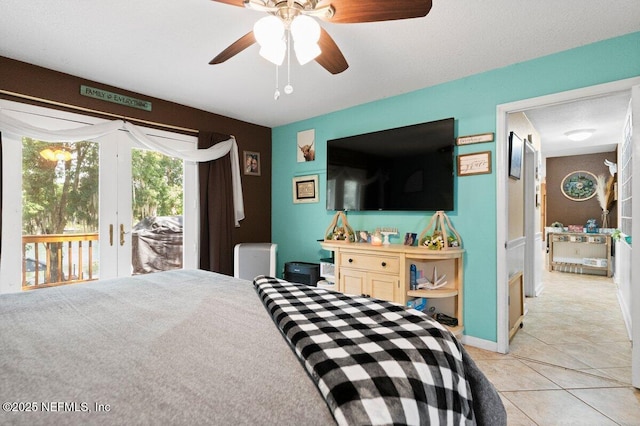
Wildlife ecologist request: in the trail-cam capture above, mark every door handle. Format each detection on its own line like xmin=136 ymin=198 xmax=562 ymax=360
xmin=109 ymin=224 xmax=114 ymax=246
xmin=120 ymin=224 xmax=125 ymax=246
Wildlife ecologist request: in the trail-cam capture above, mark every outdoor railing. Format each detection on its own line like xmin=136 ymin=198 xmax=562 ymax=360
xmin=22 ymin=233 xmax=99 ymax=289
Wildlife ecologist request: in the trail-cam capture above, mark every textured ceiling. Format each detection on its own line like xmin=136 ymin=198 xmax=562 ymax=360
xmin=525 ymin=91 xmax=631 ymax=159
xmin=1 ymin=0 xmax=639 ymax=130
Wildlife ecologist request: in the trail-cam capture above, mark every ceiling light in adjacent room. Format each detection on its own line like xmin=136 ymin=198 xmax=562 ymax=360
xmin=565 ymin=129 xmax=596 ymax=141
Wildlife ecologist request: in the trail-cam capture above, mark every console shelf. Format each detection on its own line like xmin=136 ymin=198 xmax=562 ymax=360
xmin=407 ymin=289 xmax=459 ymax=298
xmin=320 ymin=241 xmax=465 ymax=336
xmin=547 ymin=232 xmax=611 ymax=277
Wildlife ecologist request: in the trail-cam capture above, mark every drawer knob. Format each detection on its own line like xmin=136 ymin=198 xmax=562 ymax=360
xmin=348 ymin=258 xmax=353 ymax=263
xmin=381 ymin=262 xmax=387 ymax=267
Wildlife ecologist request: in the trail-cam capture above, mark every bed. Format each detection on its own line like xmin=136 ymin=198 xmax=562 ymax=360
xmin=0 ymin=269 xmax=505 ymax=425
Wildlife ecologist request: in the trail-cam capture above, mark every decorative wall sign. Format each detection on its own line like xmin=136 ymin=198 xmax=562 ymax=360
xmin=458 ymin=151 xmax=492 ymax=176
xmin=456 ymin=132 xmax=494 ymax=146
xmin=80 ymin=85 xmax=152 ymax=111
xmin=561 ymin=171 xmax=597 ymax=201
xmin=297 ymin=129 xmax=315 ymax=162
xmin=292 ymin=175 xmax=319 ymax=203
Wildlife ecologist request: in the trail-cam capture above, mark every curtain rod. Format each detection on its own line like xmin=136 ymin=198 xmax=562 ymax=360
xmin=0 ymin=89 xmax=199 ymax=135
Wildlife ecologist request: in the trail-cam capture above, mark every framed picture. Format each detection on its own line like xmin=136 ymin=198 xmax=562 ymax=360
xmin=457 ymin=151 xmax=492 ymax=176
xmin=357 ymin=230 xmax=370 ymax=243
xmin=243 ymin=151 xmax=260 ymax=176
xmin=297 ymin=129 xmax=315 ymax=162
xmin=560 ymin=171 xmax=597 ymax=201
xmin=404 ymin=232 xmax=417 ymax=246
xmin=508 ymin=131 xmax=523 ymax=180
xmin=292 ymin=175 xmax=319 ymax=204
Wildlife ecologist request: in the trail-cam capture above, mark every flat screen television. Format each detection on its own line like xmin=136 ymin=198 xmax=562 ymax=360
xmin=326 ymin=117 xmax=455 ymax=211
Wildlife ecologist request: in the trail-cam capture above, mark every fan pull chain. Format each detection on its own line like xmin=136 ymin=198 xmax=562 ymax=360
xmin=274 ymin=64 xmax=280 ymax=100
xmin=284 ymin=30 xmax=293 ymax=95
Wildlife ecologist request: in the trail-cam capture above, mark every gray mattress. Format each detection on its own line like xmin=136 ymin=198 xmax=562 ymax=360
xmin=0 ymin=269 xmax=505 ymax=425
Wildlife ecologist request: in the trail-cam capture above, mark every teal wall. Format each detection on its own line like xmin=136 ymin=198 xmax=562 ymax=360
xmin=271 ymin=32 xmax=640 ymax=342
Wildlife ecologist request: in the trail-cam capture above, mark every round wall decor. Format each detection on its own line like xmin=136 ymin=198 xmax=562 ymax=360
xmin=560 ymin=170 xmax=597 ymax=201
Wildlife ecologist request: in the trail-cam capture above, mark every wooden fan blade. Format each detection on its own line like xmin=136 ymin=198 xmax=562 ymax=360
xmin=315 ymin=28 xmax=348 ymax=74
xmin=209 ymin=31 xmax=256 ymax=64
xmin=318 ymin=0 xmax=432 ymax=23
xmin=210 ymin=0 xmax=246 ymax=7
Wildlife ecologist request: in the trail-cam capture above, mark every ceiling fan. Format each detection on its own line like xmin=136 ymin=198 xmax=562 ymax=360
xmin=209 ymin=0 xmax=433 ymax=75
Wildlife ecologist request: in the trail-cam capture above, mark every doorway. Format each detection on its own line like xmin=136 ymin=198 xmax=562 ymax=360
xmin=0 ymin=100 xmax=198 ymax=293
xmin=496 ymin=77 xmax=640 ymax=388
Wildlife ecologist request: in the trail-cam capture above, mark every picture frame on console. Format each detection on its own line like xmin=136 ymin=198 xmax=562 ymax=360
xmin=508 ymin=131 xmax=524 ymax=180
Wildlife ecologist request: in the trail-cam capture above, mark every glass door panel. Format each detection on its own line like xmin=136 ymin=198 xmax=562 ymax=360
xmin=21 ymin=138 xmax=100 ymax=289
xmin=130 ymin=148 xmax=184 ymax=275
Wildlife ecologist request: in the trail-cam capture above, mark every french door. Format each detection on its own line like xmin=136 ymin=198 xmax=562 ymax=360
xmin=0 ymin=100 xmax=198 ymax=293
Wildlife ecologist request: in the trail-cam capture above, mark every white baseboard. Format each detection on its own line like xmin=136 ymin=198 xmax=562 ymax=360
xmin=461 ymin=334 xmax=500 ymax=353
xmin=617 ymin=288 xmax=633 ymax=341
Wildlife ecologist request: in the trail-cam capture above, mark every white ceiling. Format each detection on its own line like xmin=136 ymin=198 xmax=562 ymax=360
xmin=1 ymin=0 xmax=639 ymax=134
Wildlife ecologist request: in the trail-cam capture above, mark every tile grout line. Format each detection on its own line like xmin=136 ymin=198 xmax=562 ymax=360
xmin=509 ymin=354 xmax=630 ymax=387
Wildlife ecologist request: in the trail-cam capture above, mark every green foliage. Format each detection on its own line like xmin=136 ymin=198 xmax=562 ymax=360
xmin=22 ymin=138 xmax=99 ymax=235
xmin=131 ymin=149 xmax=183 ymax=222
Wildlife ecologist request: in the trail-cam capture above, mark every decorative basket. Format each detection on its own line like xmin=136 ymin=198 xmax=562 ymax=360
xmin=324 ymin=211 xmax=356 ymax=243
xmin=418 ymin=211 xmax=462 ymax=250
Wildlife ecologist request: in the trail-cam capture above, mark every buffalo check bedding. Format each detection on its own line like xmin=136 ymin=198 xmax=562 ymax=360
xmin=254 ymin=276 xmax=504 ymax=426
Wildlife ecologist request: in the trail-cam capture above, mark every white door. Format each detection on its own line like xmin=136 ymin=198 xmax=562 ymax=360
xmin=98 ymin=130 xmax=133 ymax=280
xmin=631 ymin=84 xmax=639 ymax=388
xmin=100 ymin=128 xmax=198 ymax=280
xmin=0 ymin=101 xmax=197 ymax=293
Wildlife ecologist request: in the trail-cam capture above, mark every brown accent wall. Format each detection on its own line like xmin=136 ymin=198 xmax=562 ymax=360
xmin=546 ymin=152 xmax=617 ymax=229
xmin=0 ymin=56 xmax=272 ymax=246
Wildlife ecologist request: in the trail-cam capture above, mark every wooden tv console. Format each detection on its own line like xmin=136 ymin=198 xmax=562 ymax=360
xmin=320 ymin=241 xmax=465 ymax=336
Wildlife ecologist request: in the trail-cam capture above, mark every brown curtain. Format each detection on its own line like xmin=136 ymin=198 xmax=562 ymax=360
xmin=198 ymin=131 xmax=235 ymax=275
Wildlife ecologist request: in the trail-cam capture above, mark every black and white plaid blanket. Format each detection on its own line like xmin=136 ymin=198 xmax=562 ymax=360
xmin=254 ymin=276 xmax=476 ymax=426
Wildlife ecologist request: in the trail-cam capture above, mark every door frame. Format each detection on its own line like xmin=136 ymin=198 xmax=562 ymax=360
xmin=496 ymin=76 xmax=640 ymax=355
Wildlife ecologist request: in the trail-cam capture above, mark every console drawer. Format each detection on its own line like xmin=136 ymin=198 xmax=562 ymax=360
xmin=339 ymin=252 xmax=400 ymax=274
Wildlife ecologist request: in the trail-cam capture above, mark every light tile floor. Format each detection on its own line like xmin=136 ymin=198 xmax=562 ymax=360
xmin=465 ymin=267 xmax=640 ymax=425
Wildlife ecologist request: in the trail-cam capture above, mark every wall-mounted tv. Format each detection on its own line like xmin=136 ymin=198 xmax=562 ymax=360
xmin=326 ymin=117 xmax=455 ymax=211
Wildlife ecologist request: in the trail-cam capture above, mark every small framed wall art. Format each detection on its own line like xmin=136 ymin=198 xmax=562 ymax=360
xmin=458 ymin=151 xmax=492 ymax=176
xmin=508 ymin=131 xmax=524 ymax=180
xmin=292 ymin=174 xmax=319 ymax=204
xmin=243 ymin=151 xmax=261 ymax=176
xmin=560 ymin=171 xmax=597 ymax=201
xmin=297 ymin=129 xmax=316 ymax=162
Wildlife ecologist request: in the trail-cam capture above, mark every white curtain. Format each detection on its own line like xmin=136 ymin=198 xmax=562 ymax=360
xmin=0 ymin=110 xmax=245 ymax=226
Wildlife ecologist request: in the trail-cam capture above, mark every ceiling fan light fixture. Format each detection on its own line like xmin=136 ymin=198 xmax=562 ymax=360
xmin=253 ymin=15 xmax=284 ymax=47
xmin=565 ymin=129 xmax=596 ymax=142
xmin=40 ymin=148 xmax=71 ymax=162
xmin=259 ymin=40 xmax=286 ymax=65
xmin=39 ymin=148 xmax=56 ymax=161
xmin=290 ymin=15 xmax=321 ymax=44
xmin=294 ymin=41 xmax=321 ymax=65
